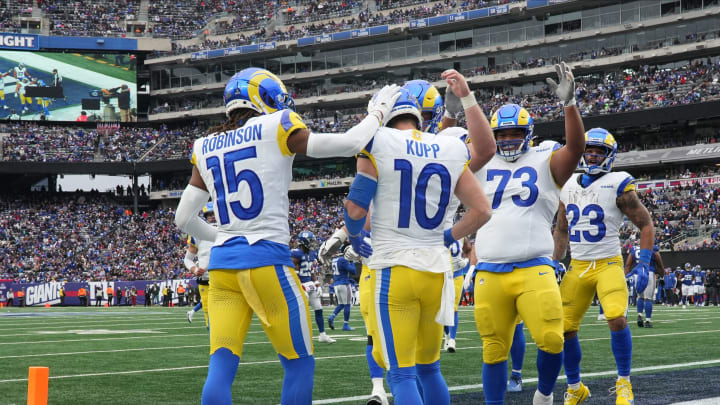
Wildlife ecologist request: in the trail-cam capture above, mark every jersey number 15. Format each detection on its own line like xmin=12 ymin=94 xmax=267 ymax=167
xmin=207 ymin=146 xmax=264 ymax=225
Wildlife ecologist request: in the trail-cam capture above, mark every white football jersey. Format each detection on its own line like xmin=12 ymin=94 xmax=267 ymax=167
xmin=560 ymin=172 xmax=636 ymax=261
xmin=366 ymin=127 xmax=470 ymax=273
xmin=191 ymin=109 xmax=305 ymax=247
xmin=474 ymin=141 xmax=561 ymax=264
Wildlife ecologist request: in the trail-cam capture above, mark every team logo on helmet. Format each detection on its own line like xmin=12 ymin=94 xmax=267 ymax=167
xmin=298 ymin=231 xmax=316 ymax=250
xmin=223 ymin=67 xmax=295 ymax=117
xmin=579 ymin=128 xmax=617 ymax=175
xmin=402 ymin=80 xmax=444 ymax=134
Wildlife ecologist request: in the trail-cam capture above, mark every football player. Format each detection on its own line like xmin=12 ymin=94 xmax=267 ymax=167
xmin=554 ymin=128 xmax=656 ymax=405
xmin=681 ymin=263 xmax=694 ymax=308
xmin=625 ymin=244 xmax=664 ymax=328
xmin=328 ymin=245 xmax=358 ymax=332
xmin=0 ymin=70 xmax=10 ymax=110
xmin=174 ymin=67 xmax=401 ymax=405
xmin=344 ymin=73 xmax=493 ymax=404
xmin=693 ymin=265 xmax=706 ymax=307
xmin=12 ymin=62 xmax=31 ymax=97
xmin=185 ymin=203 xmax=215 ymax=328
xmin=291 ymin=231 xmax=335 ymax=343
xmin=29 ymin=77 xmax=52 ymax=118
xmin=468 ymin=62 xmax=585 ymax=405
xmin=663 ymin=268 xmax=677 ymax=306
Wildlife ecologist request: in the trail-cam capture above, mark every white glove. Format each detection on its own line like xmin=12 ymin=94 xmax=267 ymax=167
xmin=318 ymin=227 xmax=348 ymax=265
xmin=463 ymin=267 xmax=476 ymax=291
xmin=367 ymin=84 xmax=401 ymax=125
xmin=344 ymin=245 xmax=360 ymax=262
xmin=444 ymin=85 xmax=463 ymax=119
xmin=545 ymin=61 xmax=576 ymax=107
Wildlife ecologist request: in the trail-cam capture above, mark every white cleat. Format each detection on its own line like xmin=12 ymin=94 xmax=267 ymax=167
xmin=597 ymin=313 xmax=606 ymax=321
xmin=446 ymin=338 xmax=456 ymax=353
xmin=367 ymin=387 xmax=389 ymax=405
xmin=533 ymin=390 xmax=553 ymax=405
xmin=683 ymin=304 xmax=687 ymax=309
xmin=318 ymin=332 xmax=336 ymax=343
xmin=186 ymin=310 xmax=194 ymax=323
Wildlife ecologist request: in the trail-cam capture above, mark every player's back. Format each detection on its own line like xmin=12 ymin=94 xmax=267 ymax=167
xmin=474 ymin=141 xmax=561 ymax=264
xmin=191 ymin=109 xmax=304 ymax=264
xmin=366 ymin=127 xmax=470 ymax=272
xmin=332 ymin=256 xmax=355 ymax=285
xmin=560 ymin=172 xmax=634 ymax=261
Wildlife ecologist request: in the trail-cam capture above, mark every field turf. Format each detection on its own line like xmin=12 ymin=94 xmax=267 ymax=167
xmin=40 ymin=53 xmax=136 ymax=83
xmin=2 ymin=304 xmax=720 ymax=404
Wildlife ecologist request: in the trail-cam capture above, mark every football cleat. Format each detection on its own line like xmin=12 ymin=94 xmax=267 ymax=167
xmin=507 ymin=375 xmax=522 ymax=392
xmin=186 ymin=310 xmax=194 ymax=323
xmin=598 ymin=313 xmax=606 ymax=321
xmin=636 ymin=315 xmax=644 ymax=328
xmin=342 ymin=323 xmax=355 ymax=331
xmin=446 ymin=338 xmax=456 ymax=353
xmin=327 ymin=315 xmax=335 ymax=330
xmin=644 ymin=320 xmax=653 ymax=328
xmin=563 ymin=382 xmax=590 ymax=405
xmin=367 ymin=388 xmax=389 ymax=405
xmin=318 ymin=332 xmax=336 ymax=343
xmin=611 ymin=377 xmax=634 ymax=405
xmin=533 ymin=390 xmax=553 ymax=405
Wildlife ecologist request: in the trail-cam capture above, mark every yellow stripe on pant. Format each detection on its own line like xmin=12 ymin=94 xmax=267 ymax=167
xmin=453 ymin=275 xmax=463 ymax=311
xmin=560 ymin=255 xmax=628 ymax=332
xmin=208 ymin=266 xmax=314 ymax=360
xmin=474 ymin=264 xmax=563 ymax=364
xmin=367 ymin=265 xmax=444 ymax=369
xmin=199 ymin=284 xmax=210 ymax=328
xmin=359 ymin=265 xmax=375 ymax=336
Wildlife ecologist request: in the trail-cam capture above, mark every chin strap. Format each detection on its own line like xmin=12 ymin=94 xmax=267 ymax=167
xmin=579 ymin=172 xmax=604 ymax=188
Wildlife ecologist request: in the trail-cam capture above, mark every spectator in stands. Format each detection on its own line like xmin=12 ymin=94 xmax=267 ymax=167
xmin=76 ymin=111 xmax=88 ymax=122
xmin=6 ymin=289 xmax=13 ymax=307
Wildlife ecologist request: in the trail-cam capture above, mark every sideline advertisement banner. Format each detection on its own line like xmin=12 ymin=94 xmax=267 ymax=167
xmin=0 ymin=279 xmax=196 ymax=306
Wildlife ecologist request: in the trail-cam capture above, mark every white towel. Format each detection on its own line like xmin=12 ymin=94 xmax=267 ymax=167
xmin=435 ymin=270 xmax=456 ymax=326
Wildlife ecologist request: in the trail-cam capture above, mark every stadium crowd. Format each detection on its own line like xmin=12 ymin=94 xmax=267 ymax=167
xmin=2 ymin=177 xmax=720 ymax=283
xmin=41 ymin=0 xmax=138 ymax=37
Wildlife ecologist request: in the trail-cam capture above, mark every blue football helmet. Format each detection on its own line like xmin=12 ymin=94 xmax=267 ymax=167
xmin=202 ymin=202 xmax=214 ymax=216
xmin=223 ymin=67 xmax=295 ymax=117
xmin=298 ymin=231 xmax=316 ymax=250
xmin=490 ymin=104 xmax=534 ymax=162
xmin=402 ymin=80 xmax=444 ymax=133
xmin=372 ymin=87 xmax=423 ymax=129
xmin=579 ymin=128 xmax=617 ymax=175
xmin=685 ymin=262 xmax=692 ymax=270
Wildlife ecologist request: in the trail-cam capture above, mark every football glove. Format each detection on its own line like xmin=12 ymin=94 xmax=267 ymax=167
xmin=443 ymin=228 xmax=456 ymax=249
xmin=367 ymin=84 xmax=402 ymax=125
xmin=318 ymin=227 xmax=348 ymax=265
xmin=349 ymin=229 xmax=373 ymax=258
xmin=545 ymin=61 xmax=576 ymax=107
xmin=443 ymin=85 xmax=462 ymax=119
xmin=552 ymin=260 xmax=566 ymax=283
xmin=344 ymin=245 xmax=360 ymax=263
xmin=463 ymin=267 xmax=476 ymax=291
xmin=627 ymin=248 xmax=652 ymax=293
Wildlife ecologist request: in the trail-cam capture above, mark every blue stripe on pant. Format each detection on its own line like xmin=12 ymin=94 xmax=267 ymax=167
xmin=275 ymin=265 xmax=308 ymax=357
xmin=378 ymin=267 xmax=398 ymax=369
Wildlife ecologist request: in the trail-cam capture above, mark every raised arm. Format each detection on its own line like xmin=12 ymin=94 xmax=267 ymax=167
xmin=441 ymin=70 xmax=495 ymax=172
xmin=553 ymin=202 xmax=569 ymax=261
xmin=546 ymin=62 xmax=586 ymax=186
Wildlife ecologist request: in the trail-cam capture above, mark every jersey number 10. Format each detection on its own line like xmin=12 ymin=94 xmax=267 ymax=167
xmin=394 ymin=159 xmax=451 ymax=230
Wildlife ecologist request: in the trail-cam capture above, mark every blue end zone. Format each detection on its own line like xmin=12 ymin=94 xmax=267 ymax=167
xmin=0 ymin=56 xmax=104 ymax=121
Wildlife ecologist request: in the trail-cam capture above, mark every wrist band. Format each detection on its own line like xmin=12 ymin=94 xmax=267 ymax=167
xmin=461 ymin=93 xmax=477 ymax=110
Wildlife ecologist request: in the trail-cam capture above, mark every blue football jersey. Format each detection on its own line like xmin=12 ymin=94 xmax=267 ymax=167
xmin=332 ymin=256 xmax=357 ymax=285
xmin=682 ymin=270 xmax=694 ymax=285
xmin=291 ymin=249 xmax=317 ymax=283
xmin=630 ymin=246 xmax=657 ymax=271
xmin=694 ymin=271 xmax=705 ymax=286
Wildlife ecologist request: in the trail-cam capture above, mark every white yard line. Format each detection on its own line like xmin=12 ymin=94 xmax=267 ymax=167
xmin=312 ymin=358 xmax=720 ymax=404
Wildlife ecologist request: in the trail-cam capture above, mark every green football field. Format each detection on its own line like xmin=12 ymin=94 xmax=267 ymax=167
xmin=1 ymin=304 xmax=720 ymax=404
